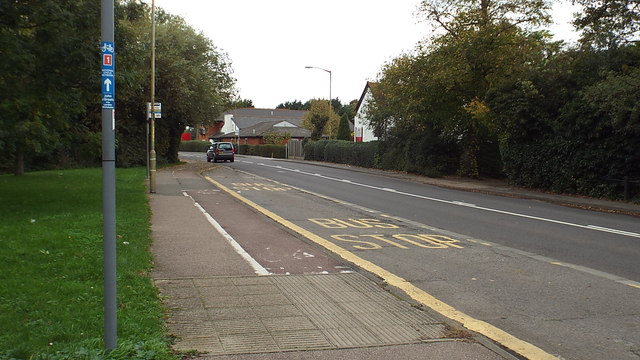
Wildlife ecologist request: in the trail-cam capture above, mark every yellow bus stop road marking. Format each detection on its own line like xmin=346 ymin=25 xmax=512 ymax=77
xmin=205 ymin=176 xmax=558 ymax=360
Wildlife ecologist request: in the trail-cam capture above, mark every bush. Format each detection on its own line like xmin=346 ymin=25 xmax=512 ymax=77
xmin=304 ymin=140 xmax=378 ymax=168
xmin=237 ymin=144 xmax=286 ymax=158
xmin=178 ymin=140 xmax=211 ymax=152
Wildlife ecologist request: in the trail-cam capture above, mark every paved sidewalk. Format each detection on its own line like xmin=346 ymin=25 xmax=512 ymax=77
xmin=150 ymin=163 xmax=508 ymax=359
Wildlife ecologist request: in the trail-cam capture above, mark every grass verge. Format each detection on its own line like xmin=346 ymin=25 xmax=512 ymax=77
xmin=0 ymin=168 xmax=176 ymax=360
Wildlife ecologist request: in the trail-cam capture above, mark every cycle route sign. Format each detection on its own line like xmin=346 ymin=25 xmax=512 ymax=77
xmin=101 ymin=41 xmax=115 ymax=109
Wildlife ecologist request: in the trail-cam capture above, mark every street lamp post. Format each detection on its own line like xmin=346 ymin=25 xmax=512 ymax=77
xmin=149 ymin=0 xmax=156 ymax=193
xmin=305 ymin=66 xmax=332 ymax=139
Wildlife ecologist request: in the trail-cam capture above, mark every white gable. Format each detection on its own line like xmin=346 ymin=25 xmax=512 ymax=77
xmin=354 ymin=86 xmax=378 ymax=142
xmin=274 ymin=121 xmax=296 ymax=128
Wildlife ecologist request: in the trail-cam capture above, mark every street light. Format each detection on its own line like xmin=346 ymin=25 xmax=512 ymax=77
xmin=305 ymin=66 xmax=332 ymax=139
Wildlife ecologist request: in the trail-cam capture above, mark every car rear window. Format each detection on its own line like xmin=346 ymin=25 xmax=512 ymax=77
xmin=219 ymin=143 xmax=233 ymax=150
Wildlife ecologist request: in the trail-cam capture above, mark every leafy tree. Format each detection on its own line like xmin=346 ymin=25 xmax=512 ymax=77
xmin=263 ymin=130 xmax=291 ymax=145
xmin=573 ymin=0 xmax=640 ymax=48
xmin=0 ymin=0 xmax=100 ymax=175
xmin=277 ymin=100 xmax=310 ymax=110
xmin=151 ymin=10 xmax=234 ymax=163
xmin=302 ymin=99 xmax=339 ymax=140
xmin=366 ymin=0 xmax=554 ymax=177
xmin=230 ymin=98 xmax=254 ymax=108
xmin=336 ymin=113 xmax=351 ymax=141
xmin=0 ymin=0 xmax=235 ymax=173
xmin=302 ymin=100 xmax=328 ymax=140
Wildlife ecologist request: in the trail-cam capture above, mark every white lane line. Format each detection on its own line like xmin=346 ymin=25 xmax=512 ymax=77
xmin=453 ymin=201 xmax=477 ymax=207
xmin=255 ymin=163 xmax=640 ymax=239
xmin=182 ymin=191 xmax=270 ymax=276
xmin=586 ymin=225 xmax=640 ymax=237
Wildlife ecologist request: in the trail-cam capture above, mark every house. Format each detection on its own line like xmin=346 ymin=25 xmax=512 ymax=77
xmin=207 ymin=108 xmax=310 ymax=145
xmin=353 ymin=82 xmax=380 ymax=142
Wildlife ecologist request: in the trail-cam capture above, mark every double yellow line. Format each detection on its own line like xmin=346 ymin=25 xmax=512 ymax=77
xmin=205 ymin=176 xmax=557 ymax=360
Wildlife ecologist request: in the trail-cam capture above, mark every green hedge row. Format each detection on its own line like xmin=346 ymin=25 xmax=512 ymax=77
xmin=179 ymin=140 xmax=212 ymax=152
xmin=304 ymin=140 xmax=378 ymax=168
xmin=178 ymin=141 xmax=288 ymax=159
xmin=238 ymin=144 xmax=286 ymax=158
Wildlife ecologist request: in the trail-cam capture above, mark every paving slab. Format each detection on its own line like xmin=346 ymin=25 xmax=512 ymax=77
xmin=156 ymin=273 xmax=453 ymax=355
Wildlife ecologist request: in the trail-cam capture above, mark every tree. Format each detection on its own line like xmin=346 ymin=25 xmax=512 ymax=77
xmin=302 ymin=99 xmax=339 ymax=140
xmin=276 ymin=100 xmax=310 ymax=110
xmin=0 ymin=0 xmax=100 ymax=175
xmin=111 ymin=5 xmax=235 ymax=166
xmin=230 ymin=98 xmax=254 ymax=108
xmin=573 ymin=0 xmax=640 ymax=48
xmin=416 ymin=0 xmax=553 ymax=177
xmin=336 ymin=113 xmax=351 ymax=140
xmin=302 ymin=99 xmax=340 ymax=140
xmin=420 ymin=0 xmax=552 ymax=36
xmin=0 ymin=0 xmax=236 ymax=172
xmin=263 ymin=130 xmax=291 ymax=145
xmin=302 ymin=100 xmax=329 ymax=140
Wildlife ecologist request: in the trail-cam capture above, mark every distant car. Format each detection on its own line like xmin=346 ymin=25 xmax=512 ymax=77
xmin=206 ymin=142 xmax=217 ymax=161
xmin=206 ymin=142 xmax=234 ymax=162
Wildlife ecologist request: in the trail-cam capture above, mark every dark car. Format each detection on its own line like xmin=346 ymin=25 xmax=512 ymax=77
xmin=206 ymin=142 xmax=234 ymax=162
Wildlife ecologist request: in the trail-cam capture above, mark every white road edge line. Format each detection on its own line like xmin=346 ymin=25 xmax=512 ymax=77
xmin=182 ymin=191 xmax=270 ymax=276
xmin=256 ymin=163 xmax=640 ymax=239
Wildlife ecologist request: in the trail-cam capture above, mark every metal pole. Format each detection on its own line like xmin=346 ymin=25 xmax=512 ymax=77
xmin=328 ymin=70 xmax=332 ymax=139
xmin=149 ymin=0 xmax=157 ymax=193
xmin=146 ymin=117 xmax=149 ymax=179
xmin=100 ymin=0 xmax=117 ymax=351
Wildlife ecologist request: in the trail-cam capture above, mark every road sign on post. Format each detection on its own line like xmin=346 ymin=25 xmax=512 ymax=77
xmin=101 ymin=41 xmax=115 ymax=109
xmin=147 ymin=102 xmax=161 ymax=119
xmin=154 ymin=102 xmax=161 ymax=118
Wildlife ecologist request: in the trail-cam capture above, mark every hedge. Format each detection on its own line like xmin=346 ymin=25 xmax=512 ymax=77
xmin=179 ymin=140 xmax=211 ymax=152
xmin=238 ymin=144 xmax=286 ymax=159
xmin=304 ymin=140 xmax=378 ymax=168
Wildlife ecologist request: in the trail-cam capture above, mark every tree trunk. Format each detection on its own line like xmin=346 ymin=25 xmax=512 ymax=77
xmin=14 ymin=147 xmax=24 ymax=176
xmin=480 ymin=0 xmax=490 ymax=25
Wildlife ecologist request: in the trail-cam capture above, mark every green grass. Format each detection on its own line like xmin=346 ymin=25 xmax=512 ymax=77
xmin=0 ymin=168 xmax=177 ymax=360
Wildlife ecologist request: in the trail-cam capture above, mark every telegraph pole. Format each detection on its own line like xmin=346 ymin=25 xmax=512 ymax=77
xmin=100 ymin=0 xmax=117 ymax=351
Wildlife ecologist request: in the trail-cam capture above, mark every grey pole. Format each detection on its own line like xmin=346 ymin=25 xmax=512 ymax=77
xmin=101 ymin=0 xmax=117 ymax=351
xmin=149 ymin=0 xmax=157 ymax=193
xmin=328 ymin=70 xmax=332 ymax=139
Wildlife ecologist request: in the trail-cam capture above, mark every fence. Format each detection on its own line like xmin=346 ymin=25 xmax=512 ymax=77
xmin=287 ymin=139 xmax=304 ymax=160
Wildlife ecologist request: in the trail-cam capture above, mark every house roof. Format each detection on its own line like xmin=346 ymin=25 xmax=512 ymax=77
xmin=354 ymin=82 xmax=381 ymax=115
xmin=211 ymin=120 xmax=311 ymax=139
xmin=217 ymin=108 xmax=307 ymax=128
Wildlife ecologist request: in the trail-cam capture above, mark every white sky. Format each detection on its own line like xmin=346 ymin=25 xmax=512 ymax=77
xmin=150 ymin=0 xmax=581 ymax=109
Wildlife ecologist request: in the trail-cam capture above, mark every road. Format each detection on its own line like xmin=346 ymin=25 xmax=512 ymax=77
xmin=183 ymin=152 xmax=640 ymax=360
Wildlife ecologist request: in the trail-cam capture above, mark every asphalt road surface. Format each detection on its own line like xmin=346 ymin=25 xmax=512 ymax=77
xmin=182 ymin=152 xmax=640 ymax=360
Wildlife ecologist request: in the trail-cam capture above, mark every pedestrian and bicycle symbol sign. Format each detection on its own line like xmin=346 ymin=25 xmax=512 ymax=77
xmin=101 ymin=41 xmax=115 ymax=109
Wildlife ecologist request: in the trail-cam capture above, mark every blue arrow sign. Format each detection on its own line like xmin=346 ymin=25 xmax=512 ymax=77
xmin=101 ymin=41 xmax=115 ymax=109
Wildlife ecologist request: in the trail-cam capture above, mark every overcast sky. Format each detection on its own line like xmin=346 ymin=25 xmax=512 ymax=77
xmin=150 ymin=0 xmax=581 ymax=109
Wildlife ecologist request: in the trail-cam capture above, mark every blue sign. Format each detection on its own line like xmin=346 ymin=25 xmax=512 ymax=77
xmin=101 ymin=41 xmax=115 ymax=109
